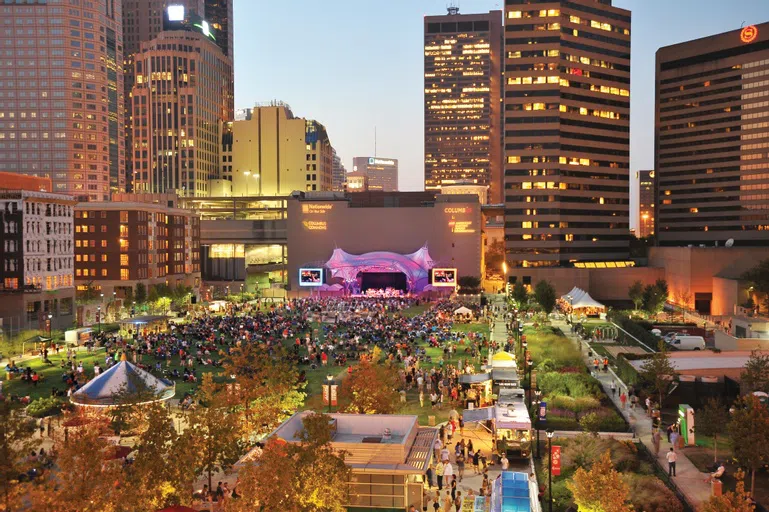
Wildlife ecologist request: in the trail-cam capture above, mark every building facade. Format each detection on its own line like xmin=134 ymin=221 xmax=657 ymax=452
xmin=424 ymin=9 xmax=503 ymax=203
xmin=655 ymin=22 xmax=769 ymax=247
xmin=638 ymin=170 xmax=654 ymax=239
xmin=230 ymin=104 xmax=334 ymax=196
xmin=331 ymin=148 xmax=346 ymax=192
xmin=345 ymin=171 xmax=368 ymax=192
xmin=0 ymin=187 xmax=76 ymax=332
xmin=130 ymin=31 xmax=234 ymax=196
xmin=352 ymin=157 xmax=399 ymax=192
xmin=0 ymin=0 xmax=124 ymax=200
xmin=74 ymin=193 xmax=201 ymax=299
xmin=503 ymin=0 xmax=631 ymax=268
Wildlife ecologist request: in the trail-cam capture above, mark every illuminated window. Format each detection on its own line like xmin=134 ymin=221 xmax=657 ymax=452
xmin=508 ymin=156 xmax=521 ymax=164
xmin=101 ymin=240 xmax=107 ymax=248
xmin=101 ymin=255 xmax=107 ymax=262
xmin=101 ymin=269 xmax=107 ymax=277
xmin=119 ymin=239 xmax=129 ymax=251
xmin=508 ymin=11 xmax=522 ymax=18
xmin=522 ymin=221 xmax=533 ymax=228
xmin=120 ymin=269 xmax=129 ymax=281
xmin=120 ymin=254 xmax=129 ymax=266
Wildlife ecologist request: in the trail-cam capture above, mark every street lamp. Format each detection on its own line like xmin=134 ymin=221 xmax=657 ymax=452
xmin=47 ymin=313 xmax=52 ymax=339
xmin=546 ymin=429 xmax=555 ymax=512
xmin=254 ymin=173 xmax=260 ymax=196
xmin=97 ymin=306 xmax=101 ymax=334
xmin=533 ymin=389 xmax=543 ymax=459
xmin=526 ymin=358 xmax=533 ymax=406
xmin=326 ymin=374 xmax=334 ymax=414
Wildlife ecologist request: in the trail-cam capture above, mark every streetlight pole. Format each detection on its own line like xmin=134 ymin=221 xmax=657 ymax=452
xmin=47 ymin=313 xmax=52 ymax=339
xmin=326 ymin=374 xmax=333 ymax=414
xmin=97 ymin=306 xmax=101 ymax=334
xmin=546 ymin=429 xmax=554 ymax=512
xmin=534 ymin=390 xmax=542 ymax=459
xmin=526 ymin=358 xmax=533 ymax=406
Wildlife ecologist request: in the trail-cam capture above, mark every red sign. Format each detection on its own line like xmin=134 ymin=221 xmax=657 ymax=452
xmin=323 ymin=384 xmax=339 ymax=406
xmin=551 ymin=445 xmax=562 ymax=476
xmin=331 ymin=384 xmax=338 ymax=406
xmin=741 ymin=25 xmax=758 ymax=44
xmin=521 ymin=335 xmax=527 ymax=342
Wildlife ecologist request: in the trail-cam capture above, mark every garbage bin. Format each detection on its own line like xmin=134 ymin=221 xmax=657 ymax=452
xmin=711 ymin=479 xmax=722 ymax=497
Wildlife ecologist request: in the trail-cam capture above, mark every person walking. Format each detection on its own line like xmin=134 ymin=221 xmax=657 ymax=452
xmin=670 ymin=428 xmax=680 ymax=449
xmin=610 ymin=380 xmax=616 ymax=396
xmin=501 ymin=453 xmax=509 ymax=471
xmin=436 ymin=461 xmax=445 ymax=490
xmin=645 ymin=397 xmax=652 ymax=416
xmin=472 ymin=449 xmax=481 ymax=474
xmin=456 ymin=454 xmax=465 ymax=482
xmin=443 ymin=461 xmax=454 ymax=488
xmin=619 ymin=392 xmax=627 ymax=409
xmin=652 ymin=429 xmax=661 ymax=457
xmin=666 ymin=448 xmax=677 ymax=477
xmin=426 ymin=464 xmax=434 ymax=489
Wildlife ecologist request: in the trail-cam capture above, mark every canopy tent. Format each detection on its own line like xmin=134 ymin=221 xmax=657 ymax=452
xmin=491 ymin=369 xmax=520 ymax=384
xmin=461 ymin=404 xmax=531 ymax=430
xmin=490 ymin=351 xmax=517 ymax=369
xmin=70 ymin=360 xmax=175 ymax=407
xmin=324 ymin=245 xmax=435 ymax=293
xmin=454 ymin=306 xmax=473 ymax=316
xmin=459 ymin=373 xmax=491 ymax=384
xmin=560 ymin=287 xmax=606 ymax=310
xmin=560 ymin=286 xmax=581 ymax=301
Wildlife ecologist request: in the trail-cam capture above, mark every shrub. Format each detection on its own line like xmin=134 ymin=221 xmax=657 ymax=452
xmin=538 ymin=372 xmax=603 ymax=399
xmin=27 ymin=396 xmax=63 ymax=418
xmin=544 ymin=416 xmax=579 ymax=431
xmin=625 ymin=474 xmax=683 ymax=512
xmin=579 ymin=412 xmax=602 ymax=434
xmin=595 ymin=409 xmax=628 ymax=432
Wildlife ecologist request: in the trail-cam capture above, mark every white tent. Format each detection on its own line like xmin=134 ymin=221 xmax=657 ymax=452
xmin=571 ymin=290 xmax=606 ymax=310
xmin=561 ymin=286 xmax=581 ymax=301
xmin=454 ymin=306 xmax=473 ymax=316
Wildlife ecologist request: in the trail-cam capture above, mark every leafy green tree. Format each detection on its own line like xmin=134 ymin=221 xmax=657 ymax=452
xmin=0 ymin=400 xmax=39 ymax=511
xmin=134 ymin=282 xmax=147 ymax=304
xmin=485 ymin=240 xmax=505 ymax=277
xmin=742 ymin=258 xmax=769 ymax=314
xmin=643 ymin=279 xmax=669 ymax=317
xmin=534 ymin=280 xmax=557 ymax=314
xmin=639 ymin=342 xmax=677 ymax=410
xmin=728 ymin=394 xmax=769 ymax=497
xmin=741 ymin=350 xmax=769 ymax=394
xmin=628 ymin=281 xmax=644 ymax=311
xmin=511 ymin=282 xmax=528 ymax=307
xmin=696 ymin=398 xmax=730 ymax=463
xmin=458 ymin=276 xmax=481 ymax=295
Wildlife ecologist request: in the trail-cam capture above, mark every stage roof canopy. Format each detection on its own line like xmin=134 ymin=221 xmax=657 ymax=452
xmin=324 ymin=245 xmax=436 ymax=292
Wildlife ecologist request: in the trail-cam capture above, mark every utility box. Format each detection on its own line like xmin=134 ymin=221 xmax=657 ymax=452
xmin=679 ymin=404 xmax=695 ymax=446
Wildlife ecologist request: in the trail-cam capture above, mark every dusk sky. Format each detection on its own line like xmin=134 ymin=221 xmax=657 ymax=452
xmin=234 ymin=0 xmax=769 ymax=228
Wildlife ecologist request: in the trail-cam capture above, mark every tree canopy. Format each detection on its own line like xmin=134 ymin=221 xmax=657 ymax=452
xmin=534 ymin=280 xmax=557 ymax=314
xmin=628 ymin=281 xmax=644 ymax=311
xmin=639 ymin=342 xmax=677 ymax=409
xmin=339 ymin=358 xmax=400 ymax=414
xmin=567 ymin=450 xmax=632 ymax=512
xmin=742 ymin=258 xmax=769 ymax=313
xmin=728 ymin=394 xmax=769 ymax=497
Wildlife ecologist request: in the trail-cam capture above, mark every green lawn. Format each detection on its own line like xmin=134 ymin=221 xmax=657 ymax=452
xmin=401 ymin=305 xmax=428 ymax=318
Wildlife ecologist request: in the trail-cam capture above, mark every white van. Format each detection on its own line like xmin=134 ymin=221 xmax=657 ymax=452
xmin=667 ymin=335 xmax=706 ymax=351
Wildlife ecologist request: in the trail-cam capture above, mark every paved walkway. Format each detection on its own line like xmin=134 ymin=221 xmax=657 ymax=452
xmin=553 ymin=319 xmax=713 ymax=510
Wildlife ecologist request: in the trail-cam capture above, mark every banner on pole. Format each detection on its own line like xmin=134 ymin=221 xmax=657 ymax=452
xmin=552 ymin=445 xmax=562 ymax=476
xmin=538 ymin=401 xmax=547 ymax=422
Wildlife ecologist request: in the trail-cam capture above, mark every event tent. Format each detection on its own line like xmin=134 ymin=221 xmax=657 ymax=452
xmin=561 ymin=287 xmax=605 ymax=310
xmin=490 ymin=351 xmax=517 ymax=369
xmin=454 ymin=306 xmax=473 ymax=316
xmin=70 ymin=360 xmax=175 ymax=407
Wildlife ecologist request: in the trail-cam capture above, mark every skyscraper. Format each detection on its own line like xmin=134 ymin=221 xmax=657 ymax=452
xmin=424 ymin=9 xmax=503 ymax=203
xmin=0 ymin=0 xmax=124 ymax=200
xmin=655 ymin=22 xmax=769 ymax=247
xmin=638 ymin=170 xmax=654 ymax=239
xmin=204 ymin=0 xmax=234 ymax=58
xmin=331 ymin=148 xmax=347 ymax=192
xmin=504 ymin=0 xmax=631 ymax=268
xmin=130 ymin=31 xmax=233 ymax=196
xmin=352 ymin=157 xmax=399 ymax=192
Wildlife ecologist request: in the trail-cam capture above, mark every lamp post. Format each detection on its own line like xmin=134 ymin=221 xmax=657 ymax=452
xmin=47 ymin=313 xmax=52 ymax=338
xmin=326 ymin=374 xmax=334 ymax=414
xmin=521 ymin=339 xmax=528 ymax=374
xmin=254 ymin=173 xmax=260 ymax=196
xmin=97 ymin=306 xmax=101 ymax=334
xmin=533 ymin=389 xmax=542 ymax=459
xmin=526 ymin=358 xmax=533 ymax=406
xmin=546 ymin=429 xmax=555 ymax=512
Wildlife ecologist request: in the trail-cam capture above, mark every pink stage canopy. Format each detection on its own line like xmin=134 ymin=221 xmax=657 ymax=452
xmin=324 ymin=246 xmax=436 ymax=292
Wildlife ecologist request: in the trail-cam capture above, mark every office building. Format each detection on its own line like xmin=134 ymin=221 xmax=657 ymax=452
xmin=130 ymin=31 xmax=234 ymax=196
xmin=345 ymin=171 xmax=368 ymax=192
xmin=230 ymin=103 xmax=335 ymax=196
xmin=74 ymin=193 xmax=201 ymax=298
xmin=352 ymin=157 xmax=399 ymax=192
xmin=424 ymin=8 xmax=503 ymax=203
xmin=655 ymin=22 xmax=769 ymax=247
xmin=331 ymin=148 xmax=347 ymax=192
xmin=504 ymin=0 xmax=631 ymax=268
xmin=0 ymin=175 xmax=76 ymax=333
xmin=0 ymin=0 xmax=124 ymax=200
xmin=204 ymin=0 xmax=234 ymax=58
xmin=638 ymin=170 xmax=654 ymax=239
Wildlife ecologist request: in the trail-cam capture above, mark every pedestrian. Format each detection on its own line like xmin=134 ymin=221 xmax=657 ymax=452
xmin=501 ymin=453 xmax=509 ymax=470
xmin=645 ymin=397 xmax=652 ymax=416
xmin=652 ymin=429 xmax=661 ymax=456
xmin=426 ymin=464 xmax=434 ymax=489
xmin=456 ymin=454 xmax=465 ymax=482
xmin=459 ymin=415 xmax=465 ymax=437
xmin=436 ymin=461 xmax=445 ymax=490
xmin=434 ymin=438 xmax=443 ymax=462
xmin=450 ymin=478 xmax=457 ymax=501
xmin=593 ymin=358 xmax=599 ymax=371
xmin=670 ymin=428 xmax=680 ymax=449
xmin=419 ymin=391 xmax=425 ymax=408
xmin=473 ymin=449 xmax=481 ymax=474
xmin=666 ymin=448 xmax=677 ymax=477
xmin=443 ymin=491 xmax=453 ymax=512
xmin=611 ymin=380 xmax=616 ymax=396
xmin=444 ymin=461 xmax=454 ymax=487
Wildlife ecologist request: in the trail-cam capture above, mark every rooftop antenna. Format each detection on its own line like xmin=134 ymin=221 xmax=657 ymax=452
xmin=447 ymin=1 xmax=459 ymax=15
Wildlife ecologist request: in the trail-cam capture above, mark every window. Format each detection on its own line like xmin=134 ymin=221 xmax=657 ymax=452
xmin=120 ymin=211 xmax=128 ymax=222
xmin=120 ymin=268 xmax=129 ymax=281
xmin=101 ymin=269 xmax=107 ymax=277
xmin=101 ymin=254 xmax=107 ymax=262
xmin=120 ymin=254 xmax=128 ymax=266
xmin=101 ymin=240 xmax=107 ymax=248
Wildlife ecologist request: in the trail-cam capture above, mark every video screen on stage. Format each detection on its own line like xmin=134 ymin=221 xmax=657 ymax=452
xmin=432 ymin=268 xmax=457 ymax=287
xmin=299 ymin=268 xmax=324 ymax=287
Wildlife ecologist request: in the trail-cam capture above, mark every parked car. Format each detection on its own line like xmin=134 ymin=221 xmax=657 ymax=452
xmin=666 ymin=335 xmax=706 ymax=351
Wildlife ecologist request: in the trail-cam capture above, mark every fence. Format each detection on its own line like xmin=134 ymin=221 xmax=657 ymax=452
xmin=611 ymin=321 xmax=657 ymax=353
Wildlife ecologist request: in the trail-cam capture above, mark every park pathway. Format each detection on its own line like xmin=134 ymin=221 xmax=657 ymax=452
xmin=552 ymin=319 xmax=713 ymax=510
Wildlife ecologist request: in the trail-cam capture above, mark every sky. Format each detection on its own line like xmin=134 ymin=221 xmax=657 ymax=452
xmin=233 ymin=0 xmax=769 ymax=229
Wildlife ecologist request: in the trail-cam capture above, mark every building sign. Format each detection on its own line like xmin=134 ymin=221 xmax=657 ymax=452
xmin=551 ymin=445 xmax=562 ymax=476
xmin=741 ymin=25 xmax=758 ymax=44
xmin=167 ymin=4 xmax=185 ymax=21
xmin=444 ymin=207 xmax=470 ymax=214
xmin=301 ymin=203 xmax=334 ymax=214
xmin=302 ymin=220 xmax=327 ymax=231
xmin=193 ymin=19 xmax=216 ymax=41
xmin=432 ymin=268 xmax=457 ymax=287
xmin=368 ymin=158 xmax=395 ymax=166
xmin=299 ymin=268 xmax=323 ymax=287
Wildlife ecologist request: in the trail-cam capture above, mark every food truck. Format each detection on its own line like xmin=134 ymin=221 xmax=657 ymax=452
xmin=495 ymin=388 xmax=533 ymax=459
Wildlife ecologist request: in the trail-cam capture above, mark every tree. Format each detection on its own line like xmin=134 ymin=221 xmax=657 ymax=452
xmin=485 ymin=240 xmax=505 ymax=277
xmin=221 ymin=342 xmax=305 ymax=443
xmin=696 ymin=398 xmax=730 ymax=463
xmin=458 ymin=276 xmax=481 ymax=295
xmin=229 ymin=413 xmax=351 ymax=512
xmin=134 ymin=282 xmax=147 ymax=304
xmin=742 ymin=258 xmax=769 ymax=314
xmin=628 ymin=281 xmax=644 ymax=311
xmin=740 ymin=350 xmax=769 ymax=394
xmin=0 ymin=400 xmax=39 ymax=511
xmin=186 ymin=373 xmax=243 ymax=489
xmin=511 ymin=282 xmax=528 ymax=307
xmin=567 ymin=450 xmax=632 ymax=512
xmin=76 ymin=280 xmax=100 ymax=302
xmin=31 ymin=419 xmax=124 ymax=511
xmin=643 ymin=279 xmax=669 ymax=317
xmin=639 ymin=342 xmax=677 ymax=410
xmin=534 ymin=280 xmax=557 ymax=314
xmin=702 ymin=469 xmax=755 ymax=512
xmin=339 ymin=359 xmax=400 ymax=414
xmin=728 ymin=394 xmax=769 ymax=497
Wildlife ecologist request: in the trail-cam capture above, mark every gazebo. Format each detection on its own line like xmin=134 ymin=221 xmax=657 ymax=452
xmin=70 ymin=360 xmax=175 ymax=407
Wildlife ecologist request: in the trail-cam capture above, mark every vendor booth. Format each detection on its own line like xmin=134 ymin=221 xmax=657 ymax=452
xmin=459 ymin=372 xmax=493 ymax=408
xmin=462 ymin=390 xmax=532 ymax=459
xmin=64 ymin=328 xmax=92 ymax=347
xmin=454 ymin=305 xmax=473 ymax=321
xmin=490 ymin=351 xmax=517 ymax=368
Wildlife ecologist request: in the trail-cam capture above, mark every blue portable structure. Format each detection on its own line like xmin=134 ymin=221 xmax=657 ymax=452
xmin=491 ymin=471 xmax=532 ymax=512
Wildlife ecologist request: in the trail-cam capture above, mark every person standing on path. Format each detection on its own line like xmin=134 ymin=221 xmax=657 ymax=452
xmin=611 ymin=380 xmax=616 ymax=396
xmin=652 ymin=429 xmax=661 ymax=456
xmin=666 ymin=448 xmax=677 ymax=477
xmin=670 ymin=428 xmax=680 ymax=449
xmin=436 ymin=461 xmax=445 ymax=490
xmin=619 ymin=392 xmax=627 ymax=409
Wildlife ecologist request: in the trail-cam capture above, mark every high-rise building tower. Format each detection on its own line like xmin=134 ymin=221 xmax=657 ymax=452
xmin=0 ymin=0 xmax=124 ymax=200
xmin=204 ymin=0 xmax=234 ymax=58
xmin=504 ymin=0 xmax=631 ymax=268
xmin=352 ymin=157 xmax=399 ymax=192
xmin=131 ymin=31 xmax=233 ymax=196
xmin=655 ymin=22 xmax=769 ymax=247
xmin=331 ymin=149 xmax=347 ymax=192
xmin=424 ymin=9 xmax=503 ymax=203
xmin=638 ymin=170 xmax=654 ymax=239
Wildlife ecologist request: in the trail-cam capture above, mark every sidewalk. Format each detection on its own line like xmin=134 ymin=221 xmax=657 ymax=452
xmin=553 ymin=319 xmax=712 ymax=510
